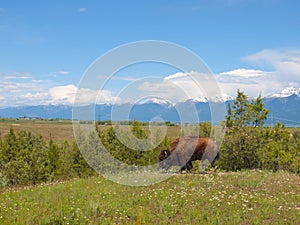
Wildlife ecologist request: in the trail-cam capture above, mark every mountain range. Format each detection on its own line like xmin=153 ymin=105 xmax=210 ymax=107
xmin=1 ymin=87 xmax=299 ymax=126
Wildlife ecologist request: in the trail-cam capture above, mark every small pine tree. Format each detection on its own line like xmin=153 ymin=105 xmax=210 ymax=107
xmin=221 ymin=90 xmax=270 ymax=171
xmin=248 ymin=94 xmax=269 ymax=127
xmin=226 ymin=90 xmax=269 ymax=128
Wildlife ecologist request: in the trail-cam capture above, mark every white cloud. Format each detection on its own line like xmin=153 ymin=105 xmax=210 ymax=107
xmin=58 ymin=70 xmax=70 ymax=75
xmin=49 ymin=85 xmax=77 ymax=105
xmin=4 ymin=75 xmax=32 ymax=80
xmin=219 ymin=68 xmax=270 ymax=77
xmin=49 ymin=70 xmax=70 ymax=77
xmin=0 ymin=81 xmax=120 ymax=106
xmin=165 ymin=72 xmax=191 ymax=80
xmin=216 ymin=68 xmax=283 ymax=97
xmin=137 ymin=79 xmax=188 ymax=103
xmin=49 ymin=84 xmax=120 ymax=105
xmin=0 ymin=81 xmax=37 ymax=93
xmin=243 ymin=49 xmax=300 ymax=83
xmin=136 ymin=72 xmax=224 ymax=102
xmin=160 ymin=68 xmax=283 ymax=99
xmin=78 ymin=8 xmax=87 ymax=12
xmin=1 ymin=72 xmax=32 ymax=80
xmin=16 ymin=92 xmax=50 ymax=106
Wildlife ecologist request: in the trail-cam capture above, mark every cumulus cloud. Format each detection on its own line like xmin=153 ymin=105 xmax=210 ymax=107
xmin=49 ymin=84 xmax=120 ymax=105
xmin=0 ymin=83 xmax=119 ymax=106
xmin=16 ymin=92 xmax=50 ymax=106
xmin=243 ymin=49 xmax=300 ymax=85
xmin=49 ymin=85 xmax=77 ymax=105
xmin=215 ymin=68 xmax=277 ymax=96
xmin=136 ymin=72 xmax=224 ymax=102
xmin=159 ymin=68 xmax=284 ymax=99
xmin=137 ymin=79 xmax=189 ymax=103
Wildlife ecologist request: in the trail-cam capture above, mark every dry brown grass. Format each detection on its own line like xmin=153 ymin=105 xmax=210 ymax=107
xmin=0 ymin=120 xmax=74 ymax=142
xmin=0 ymin=119 xmax=182 ymax=142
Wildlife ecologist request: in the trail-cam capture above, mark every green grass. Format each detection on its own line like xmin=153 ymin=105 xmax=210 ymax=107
xmin=0 ymin=170 xmax=299 ymax=224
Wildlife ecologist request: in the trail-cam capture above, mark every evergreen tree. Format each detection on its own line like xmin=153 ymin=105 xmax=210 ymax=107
xmin=48 ymin=139 xmax=59 ymax=178
xmin=248 ymin=94 xmax=269 ymax=127
xmin=221 ymin=90 xmax=271 ymax=171
xmin=226 ymin=90 xmax=269 ymax=127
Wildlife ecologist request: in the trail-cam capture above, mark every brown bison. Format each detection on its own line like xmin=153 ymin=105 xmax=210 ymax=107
xmin=158 ymin=136 xmax=220 ymax=172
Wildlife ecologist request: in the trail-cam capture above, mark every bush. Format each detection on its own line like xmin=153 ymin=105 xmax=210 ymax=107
xmin=220 ymin=123 xmax=299 ymax=173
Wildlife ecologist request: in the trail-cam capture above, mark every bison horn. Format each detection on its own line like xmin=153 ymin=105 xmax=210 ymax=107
xmin=164 ymin=150 xmax=168 ymax=157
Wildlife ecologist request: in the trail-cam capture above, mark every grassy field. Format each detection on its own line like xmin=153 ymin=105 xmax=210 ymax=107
xmin=0 ymin=119 xmax=181 ymax=142
xmin=1 ymin=119 xmax=299 ymax=224
xmin=0 ymin=170 xmax=299 ymax=224
xmin=0 ymin=119 xmax=74 ymax=142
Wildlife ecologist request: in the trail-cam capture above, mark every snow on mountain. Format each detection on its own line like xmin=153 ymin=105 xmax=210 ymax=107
xmin=137 ymin=97 xmax=174 ymax=106
xmin=1 ymin=91 xmax=300 ymax=126
xmin=210 ymin=94 xmax=234 ymax=102
xmin=188 ymin=96 xmax=209 ymax=103
xmin=187 ymin=94 xmax=234 ymax=103
xmin=270 ymin=87 xmax=300 ymax=98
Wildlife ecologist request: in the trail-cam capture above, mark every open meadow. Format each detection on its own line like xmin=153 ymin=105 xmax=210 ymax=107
xmin=0 ymin=119 xmax=300 ymax=224
xmin=0 ymin=170 xmax=299 ymax=224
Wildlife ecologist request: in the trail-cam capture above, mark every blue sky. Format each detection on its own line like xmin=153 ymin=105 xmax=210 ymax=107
xmin=1 ymin=0 xmax=300 ymax=106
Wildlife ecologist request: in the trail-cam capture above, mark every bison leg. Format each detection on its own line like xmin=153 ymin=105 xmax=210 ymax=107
xmin=186 ymin=161 xmax=193 ymax=172
xmin=180 ymin=161 xmax=193 ymax=173
xmin=210 ymin=152 xmax=220 ymax=174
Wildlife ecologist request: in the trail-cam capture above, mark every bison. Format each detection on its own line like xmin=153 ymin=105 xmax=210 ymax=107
xmin=158 ymin=136 xmax=219 ymax=173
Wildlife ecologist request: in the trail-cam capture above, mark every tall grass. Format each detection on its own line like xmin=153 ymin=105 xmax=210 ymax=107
xmin=0 ymin=170 xmax=299 ymax=224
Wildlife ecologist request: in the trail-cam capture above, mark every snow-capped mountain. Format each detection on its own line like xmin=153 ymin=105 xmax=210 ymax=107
xmin=1 ymin=87 xmax=300 ymax=126
xmin=185 ymin=94 xmax=233 ymax=103
xmin=137 ymin=97 xmax=174 ymax=106
xmin=210 ymin=94 xmax=234 ymax=102
xmin=270 ymin=87 xmax=300 ymax=98
xmin=186 ymin=97 xmax=209 ymax=103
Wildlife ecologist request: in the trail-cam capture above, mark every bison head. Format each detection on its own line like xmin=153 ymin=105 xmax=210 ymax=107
xmin=158 ymin=150 xmax=171 ymax=170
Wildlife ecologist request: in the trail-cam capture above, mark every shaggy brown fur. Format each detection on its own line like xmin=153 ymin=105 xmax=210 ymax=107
xmin=158 ymin=136 xmax=219 ymax=172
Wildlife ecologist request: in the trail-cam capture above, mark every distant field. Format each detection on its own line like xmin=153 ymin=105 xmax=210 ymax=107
xmin=0 ymin=119 xmax=181 ymax=142
xmin=0 ymin=170 xmax=299 ymax=224
xmin=0 ymin=119 xmax=74 ymax=142
xmin=1 ymin=119 xmax=299 ymax=143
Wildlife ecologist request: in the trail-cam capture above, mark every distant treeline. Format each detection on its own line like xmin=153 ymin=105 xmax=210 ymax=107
xmin=96 ymin=120 xmax=176 ymax=126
